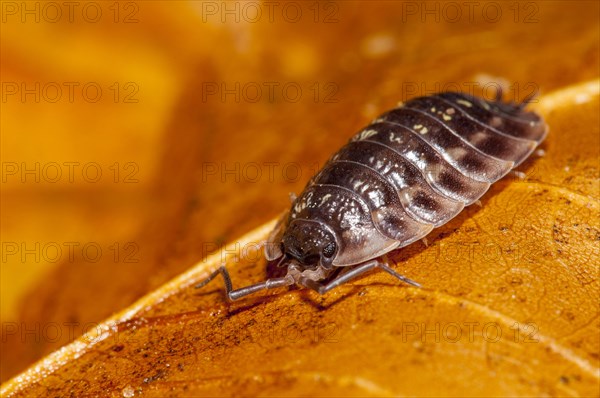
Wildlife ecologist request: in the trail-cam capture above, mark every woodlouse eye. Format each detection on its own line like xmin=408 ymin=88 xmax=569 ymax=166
xmin=322 ymin=242 xmax=336 ymax=258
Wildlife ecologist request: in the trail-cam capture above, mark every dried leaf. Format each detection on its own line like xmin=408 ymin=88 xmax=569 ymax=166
xmin=2 ymin=81 xmax=599 ymax=397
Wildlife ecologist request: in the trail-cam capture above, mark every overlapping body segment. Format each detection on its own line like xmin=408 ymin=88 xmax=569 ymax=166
xmin=200 ymin=90 xmax=548 ymax=301
xmin=435 ymin=92 xmax=547 ymax=145
xmin=347 ymin=122 xmax=491 ymax=205
xmin=312 ymin=160 xmax=434 ymax=240
xmin=377 ymin=107 xmax=515 ymax=182
xmin=287 ymin=91 xmax=548 ymax=267
xmin=402 ymin=95 xmax=539 ymax=165
xmin=331 ymin=140 xmax=465 ymax=227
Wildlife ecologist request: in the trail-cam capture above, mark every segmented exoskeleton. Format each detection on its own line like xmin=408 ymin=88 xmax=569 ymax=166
xmin=198 ymin=90 xmax=548 ymax=300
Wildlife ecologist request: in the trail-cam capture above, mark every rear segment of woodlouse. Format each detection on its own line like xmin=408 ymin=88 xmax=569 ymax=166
xmin=198 ymin=91 xmax=548 ymax=300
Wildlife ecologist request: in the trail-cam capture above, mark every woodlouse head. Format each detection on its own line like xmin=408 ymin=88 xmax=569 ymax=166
xmin=281 ymin=219 xmax=338 ymax=270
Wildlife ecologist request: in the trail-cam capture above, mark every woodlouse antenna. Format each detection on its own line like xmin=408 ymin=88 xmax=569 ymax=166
xmin=195 ymin=265 xmax=294 ymax=301
xmin=494 ymin=85 xmax=504 ymax=102
xmin=275 ymin=254 xmax=289 ymax=268
xmin=196 ymin=259 xmax=422 ymax=301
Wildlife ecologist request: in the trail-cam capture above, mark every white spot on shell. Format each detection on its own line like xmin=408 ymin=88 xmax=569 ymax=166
xmin=445 ymin=147 xmax=468 ymax=160
xmin=353 ymin=180 xmax=366 ymax=192
xmin=405 ymin=151 xmax=427 ymax=169
xmin=413 ymin=124 xmax=428 ymax=135
xmin=319 ymin=194 xmax=332 ymax=206
xmin=294 ymin=198 xmax=308 ymax=213
xmin=442 ymin=114 xmax=452 ymax=121
xmin=470 ymin=131 xmax=487 ymax=145
xmin=490 ymin=116 xmax=503 ymax=127
xmin=389 ymin=132 xmax=403 ymax=144
xmin=456 ymin=99 xmax=472 ymax=108
xmin=446 ymin=107 xmax=455 ymax=115
xmin=369 ymin=190 xmax=384 ymax=207
xmin=358 ymin=129 xmax=378 ymax=140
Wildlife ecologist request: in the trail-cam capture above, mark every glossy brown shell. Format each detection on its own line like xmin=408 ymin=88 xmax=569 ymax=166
xmin=281 ymin=91 xmax=548 ymax=267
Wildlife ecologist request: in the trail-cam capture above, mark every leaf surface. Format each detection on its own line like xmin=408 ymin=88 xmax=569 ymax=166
xmin=3 ymin=81 xmax=599 ymax=398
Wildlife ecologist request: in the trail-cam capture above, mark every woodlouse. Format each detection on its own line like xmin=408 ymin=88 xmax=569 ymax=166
xmin=198 ymin=90 xmax=548 ymax=300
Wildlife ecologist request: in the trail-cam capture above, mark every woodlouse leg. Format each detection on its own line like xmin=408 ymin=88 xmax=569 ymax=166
xmin=195 ymin=265 xmax=294 ymax=301
xmin=378 ymin=262 xmax=422 ymax=288
xmin=299 ymin=260 xmax=421 ymax=295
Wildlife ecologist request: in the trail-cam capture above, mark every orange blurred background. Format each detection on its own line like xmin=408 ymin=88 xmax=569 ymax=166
xmin=2 ymin=0 xmax=598 ymax=390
